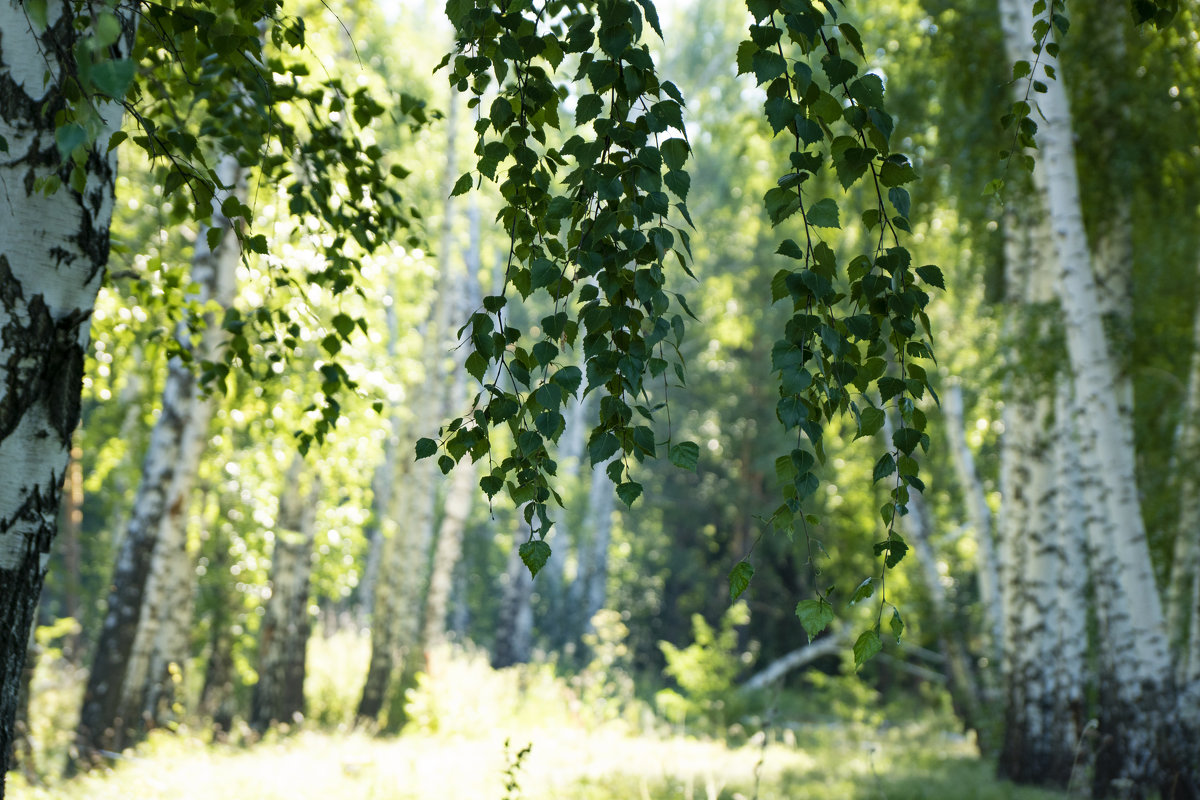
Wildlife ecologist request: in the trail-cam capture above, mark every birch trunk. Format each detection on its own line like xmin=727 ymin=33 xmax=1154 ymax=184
xmin=942 ymin=383 xmax=1002 ymax=659
xmin=1171 ymin=267 xmax=1200 ymax=720
xmin=120 ymin=157 xmax=241 ymax=737
xmin=59 ymin=439 xmax=84 ymax=662
xmin=492 ymin=526 xmax=535 ymax=669
xmin=82 ymin=156 xmax=241 ymax=752
xmin=197 ymin=496 xmax=237 ymax=738
xmin=994 ymin=198 xmax=1083 ymax=785
xmin=422 ymin=198 xmax=482 ymax=654
xmin=250 ymin=460 xmax=320 ymax=731
xmin=884 ymin=413 xmax=988 ymax=752
xmin=576 ymin=455 xmax=616 ymax=638
xmin=997 ymin=0 xmax=1196 ymax=792
xmin=1 ymin=4 xmax=131 ymax=781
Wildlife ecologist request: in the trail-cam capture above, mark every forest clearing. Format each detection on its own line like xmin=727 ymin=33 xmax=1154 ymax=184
xmin=2 ymin=0 xmax=1198 ymax=798
xmin=10 ymin=632 xmax=1068 ymax=799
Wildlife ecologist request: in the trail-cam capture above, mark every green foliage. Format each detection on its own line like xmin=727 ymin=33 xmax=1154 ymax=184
xmin=657 ymin=601 xmax=752 ymax=725
xmin=735 ymin=0 xmax=940 ymax=662
xmin=429 ymin=0 xmax=699 ymax=570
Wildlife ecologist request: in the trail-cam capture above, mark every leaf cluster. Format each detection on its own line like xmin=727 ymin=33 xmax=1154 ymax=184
xmin=426 ymin=0 xmax=700 ymax=574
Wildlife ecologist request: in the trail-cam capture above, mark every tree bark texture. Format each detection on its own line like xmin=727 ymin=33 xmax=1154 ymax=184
xmin=1 ymin=3 xmax=131 ymax=785
xmin=250 ymin=460 xmax=320 ymax=731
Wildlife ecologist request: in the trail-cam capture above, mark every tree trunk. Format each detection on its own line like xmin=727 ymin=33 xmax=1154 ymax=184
xmin=492 ymin=527 xmax=535 ymax=669
xmin=1 ymin=5 xmax=131 ymax=784
xmin=78 ymin=155 xmax=240 ymax=755
xmin=942 ymin=383 xmax=1002 ymax=659
xmin=997 ymin=0 xmax=1197 ymax=792
xmin=58 ymin=438 xmax=84 ymax=662
xmin=422 ymin=197 xmax=482 ymax=655
xmin=250 ymin=460 xmax=320 ymax=731
xmin=885 ymin=413 xmax=989 ymax=752
xmin=576 ymin=455 xmax=616 ymax=639
xmin=356 ymin=449 xmax=426 ymax=726
xmin=198 ymin=492 xmax=238 ymax=739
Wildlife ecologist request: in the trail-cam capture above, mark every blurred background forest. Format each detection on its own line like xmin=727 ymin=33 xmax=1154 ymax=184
xmin=7 ymin=0 xmax=1200 ymax=797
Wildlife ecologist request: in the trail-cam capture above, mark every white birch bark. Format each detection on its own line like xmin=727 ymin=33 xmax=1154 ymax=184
xmin=884 ymin=412 xmax=987 ymax=748
xmin=1 ymin=2 xmax=131 ymax=776
xmin=578 ymin=455 xmax=617 ymax=635
xmin=942 ymin=383 xmax=1002 ymax=658
xmin=997 ymin=0 xmax=1192 ymax=791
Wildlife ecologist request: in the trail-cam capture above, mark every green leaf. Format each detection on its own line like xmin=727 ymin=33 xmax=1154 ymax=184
xmin=873 ymin=453 xmax=896 ymax=482
xmin=752 ymin=50 xmax=787 ymax=85
xmin=729 ymin=560 xmax=754 ymax=600
xmin=90 ymin=59 xmax=135 ymax=99
xmin=519 ymin=540 xmax=552 ymax=577
xmin=916 ymin=264 xmax=945 ymax=290
xmin=795 ymin=597 xmax=835 ymax=642
xmin=332 ymin=313 xmax=355 ymax=339
xmin=576 ymin=93 xmax=604 ymax=125
xmin=856 ymin=406 xmax=885 ymax=439
xmin=849 ymin=577 xmax=875 ymax=606
xmin=669 ymin=441 xmax=700 ymax=471
xmin=660 ymin=138 xmax=690 ymax=171
xmin=54 ymin=123 xmax=88 ymax=159
xmin=480 ymin=475 xmax=503 ymax=498
xmin=892 ymin=427 xmax=922 ymax=455
xmin=415 ymin=438 xmax=437 ymax=459
xmin=451 ymin=172 xmax=473 ymax=197
xmin=853 ymin=629 xmax=883 ymax=669
xmin=616 ymin=481 xmax=643 ymax=507
xmin=806 ymin=198 xmax=840 ymax=229
xmin=889 ymin=608 xmax=904 ymax=642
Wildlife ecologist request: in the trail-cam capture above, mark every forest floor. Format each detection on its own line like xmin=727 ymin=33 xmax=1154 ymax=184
xmin=8 ymin=634 xmax=1072 ymax=800
xmin=7 ymin=718 xmax=1071 ymax=800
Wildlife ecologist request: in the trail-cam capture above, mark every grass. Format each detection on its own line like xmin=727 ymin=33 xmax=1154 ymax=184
xmin=7 ymin=720 xmax=1069 ymax=800
xmin=7 ymin=630 xmax=1069 ymax=800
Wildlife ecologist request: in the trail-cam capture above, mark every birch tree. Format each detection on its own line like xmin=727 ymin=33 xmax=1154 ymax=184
xmin=1 ymin=1 xmax=133 ymax=777
xmin=250 ymin=460 xmax=320 ymax=731
xmin=998 ymin=0 xmax=1198 ymax=791
xmin=79 ymin=156 xmax=241 ymax=755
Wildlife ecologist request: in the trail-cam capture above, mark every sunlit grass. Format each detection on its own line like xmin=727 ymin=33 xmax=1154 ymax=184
xmin=7 ymin=719 xmax=1068 ymax=800
xmin=9 ymin=632 xmax=1068 ymax=799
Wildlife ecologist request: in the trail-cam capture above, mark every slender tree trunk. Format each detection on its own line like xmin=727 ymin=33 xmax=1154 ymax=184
xmin=576 ymin=455 xmax=616 ymax=640
xmin=422 ymin=197 xmax=482 ymax=655
xmin=79 ymin=156 xmax=241 ymax=755
xmin=198 ymin=492 xmax=238 ymax=739
xmin=492 ymin=527 xmax=535 ymax=669
xmin=1170 ymin=262 xmax=1200 ymax=726
xmin=59 ymin=439 xmax=84 ymax=662
xmin=997 ymin=1 xmax=1197 ymax=793
xmin=994 ymin=200 xmax=1082 ymax=785
xmin=884 ymin=413 xmax=989 ymax=753
xmin=942 ymin=383 xmax=1002 ymax=659
xmin=250 ymin=460 xmax=320 ymax=731
xmin=1 ymin=6 xmax=132 ymax=784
